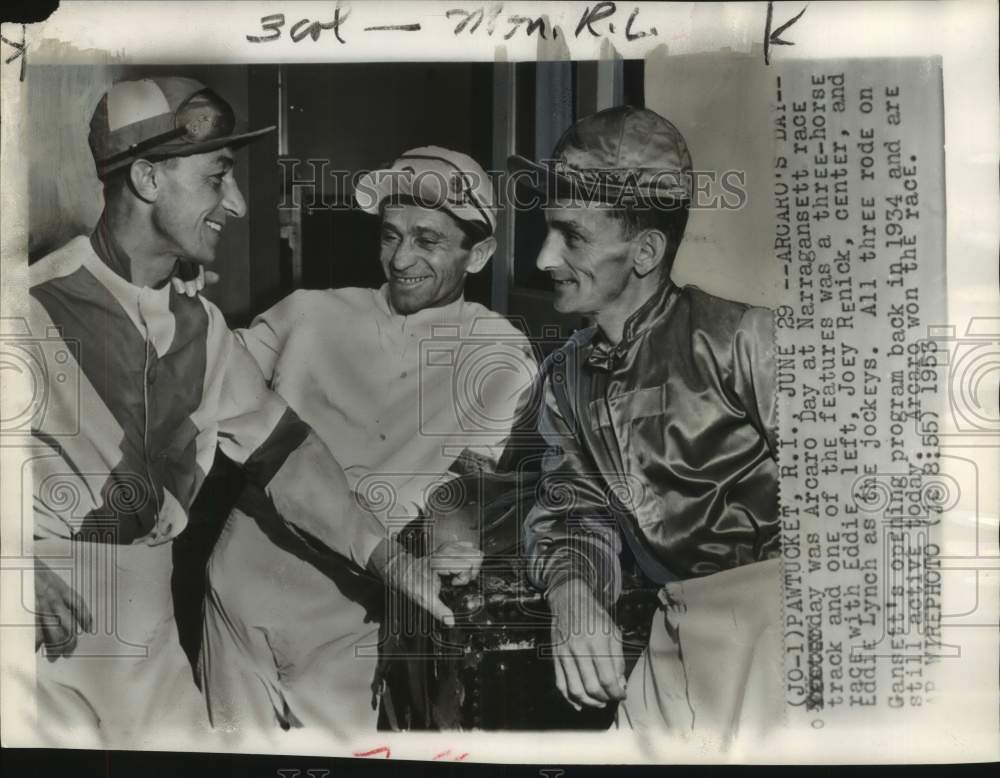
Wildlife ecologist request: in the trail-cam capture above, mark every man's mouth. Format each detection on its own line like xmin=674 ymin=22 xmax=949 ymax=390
xmin=393 ymin=275 xmax=431 ymax=287
xmin=205 ymin=219 xmax=223 ymax=233
xmin=552 ymin=278 xmax=577 ymax=288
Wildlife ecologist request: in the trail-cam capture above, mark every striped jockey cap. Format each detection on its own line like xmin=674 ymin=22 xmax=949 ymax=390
xmin=89 ymin=76 xmax=275 ymax=179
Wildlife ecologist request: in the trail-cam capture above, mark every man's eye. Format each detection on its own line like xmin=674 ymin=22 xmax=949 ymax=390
xmin=563 ymin=232 xmax=581 ymax=248
xmin=416 ymin=238 xmax=438 ymax=250
xmin=210 ymin=175 xmax=224 ymax=188
xmin=380 ymin=232 xmax=398 ymax=243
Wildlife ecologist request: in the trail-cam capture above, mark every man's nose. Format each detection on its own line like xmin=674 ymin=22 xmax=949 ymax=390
xmin=388 ymin=239 xmax=418 ymax=271
xmin=536 ymin=232 xmax=563 ymax=272
xmin=222 ymin=177 xmax=247 ymax=219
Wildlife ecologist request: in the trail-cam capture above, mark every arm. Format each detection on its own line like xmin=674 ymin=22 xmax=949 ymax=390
xmin=212 ymin=317 xmax=470 ymax=621
xmin=732 ymin=305 xmax=778 ymax=457
xmin=262 ymin=425 xmax=479 ymax=625
xmin=233 ymin=290 xmax=311 ymax=384
xmin=456 ymin=332 xmax=540 ymax=464
xmin=731 ymin=306 xmax=782 ymax=559
xmin=524 ymin=374 xmax=623 ymax=608
xmin=524 ymin=371 xmax=626 ymax=709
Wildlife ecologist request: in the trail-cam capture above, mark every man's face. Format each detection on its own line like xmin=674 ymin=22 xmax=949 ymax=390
xmin=537 ymin=203 xmax=635 ymax=317
xmin=379 ymin=204 xmax=476 ymax=314
xmin=150 ymin=148 xmax=246 ymax=265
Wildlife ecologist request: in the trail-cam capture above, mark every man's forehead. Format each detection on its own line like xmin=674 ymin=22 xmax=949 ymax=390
xmin=202 ymin=147 xmax=235 ymax=167
xmin=544 ymin=202 xmax=613 ymax=224
xmin=381 ymin=202 xmax=458 ymax=233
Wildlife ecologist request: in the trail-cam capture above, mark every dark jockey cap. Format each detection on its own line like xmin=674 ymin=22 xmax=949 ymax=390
xmin=508 ymin=105 xmax=693 ymax=207
xmin=89 ymin=76 xmax=275 ymax=179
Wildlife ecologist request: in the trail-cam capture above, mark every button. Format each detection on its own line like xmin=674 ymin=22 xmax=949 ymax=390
xmin=147 ymin=362 xmax=158 ymax=385
xmin=400 ymin=371 xmax=408 ymax=378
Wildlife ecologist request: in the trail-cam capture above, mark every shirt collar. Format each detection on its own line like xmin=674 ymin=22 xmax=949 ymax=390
xmin=376 ymin=283 xmax=466 ymax=330
xmin=587 ymin=282 xmax=678 ymax=371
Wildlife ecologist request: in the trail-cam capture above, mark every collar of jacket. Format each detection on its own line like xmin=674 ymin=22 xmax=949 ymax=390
xmin=90 ymin=212 xmax=179 ymax=289
xmin=90 ymin=213 xmax=134 ymax=282
xmin=586 ymin=281 xmax=679 ymax=372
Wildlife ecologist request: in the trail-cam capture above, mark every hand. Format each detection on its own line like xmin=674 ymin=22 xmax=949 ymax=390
xmin=429 ymin=538 xmax=482 ymax=587
xmin=34 ymin=558 xmax=92 ymax=658
xmin=375 ymin=540 xmax=483 ymax=627
xmin=171 ymin=262 xmax=220 ymax=297
xmin=547 ymin=578 xmax=626 ymax=710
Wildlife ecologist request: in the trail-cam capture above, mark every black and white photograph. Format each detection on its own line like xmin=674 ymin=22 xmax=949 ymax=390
xmin=0 ymin=0 xmax=997 ymax=770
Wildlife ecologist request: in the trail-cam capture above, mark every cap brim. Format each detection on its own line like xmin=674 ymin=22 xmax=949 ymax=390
xmin=506 ymin=154 xmax=552 ymax=197
xmin=506 ymin=153 xmax=689 ymax=207
xmin=97 ymin=125 xmax=276 ymax=176
xmin=170 ymin=124 xmax=277 ymax=156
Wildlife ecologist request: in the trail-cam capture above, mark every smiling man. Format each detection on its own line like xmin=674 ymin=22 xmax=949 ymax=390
xmin=509 ymin=107 xmax=782 ymax=745
xmin=28 ymin=79 xmax=470 ymax=747
xmin=201 ymin=147 xmax=536 ymax=735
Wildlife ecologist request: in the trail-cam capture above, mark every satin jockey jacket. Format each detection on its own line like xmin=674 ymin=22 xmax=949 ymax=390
xmin=524 ymin=282 xmax=781 ymax=608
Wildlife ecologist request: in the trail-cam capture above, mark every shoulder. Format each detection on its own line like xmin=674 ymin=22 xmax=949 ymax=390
xmin=29 ymin=236 xmax=92 ymax=288
xmin=254 ymin=287 xmax=367 ymax=330
xmin=678 ymin=287 xmax=774 ymax=384
xmin=306 ymin=286 xmax=382 ymax=319
xmin=275 ymin=287 xmax=341 ymax=315
xmin=682 ymin=285 xmax=749 ymax=329
xmin=277 ymin=288 xmax=326 ymax=319
xmin=540 ymin=325 xmax=597 ymax=380
xmin=680 ymin=285 xmax=773 ymax=342
xmin=533 ymin=327 xmax=596 ymax=421
xmin=197 ymin=294 xmax=229 ymax=339
xmin=459 ymin=302 xmax=528 ymax=341
xmin=462 ymin=302 xmax=524 ymax=338
xmin=310 ymin=286 xmax=372 ymax=309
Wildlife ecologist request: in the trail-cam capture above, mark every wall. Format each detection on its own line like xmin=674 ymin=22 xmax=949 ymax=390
xmin=645 ymin=51 xmax=783 ymax=307
xmin=27 ymin=64 xmax=119 ymax=261
xmin=285 ymin=62 xmax=492 ymax=193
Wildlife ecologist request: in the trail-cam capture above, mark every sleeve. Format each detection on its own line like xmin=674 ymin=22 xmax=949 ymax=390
xmin=234 ymin=290 xmax=311 ymax=383
xmin=455 ymin=332 xmax=540 ymax=466
xmin=523 ymin=369 xmax=623 ymax=610
xmin=732 ymin=305 xmax=778 ymax=458
xmin=209 ymin=310 xmax=384 ymax=568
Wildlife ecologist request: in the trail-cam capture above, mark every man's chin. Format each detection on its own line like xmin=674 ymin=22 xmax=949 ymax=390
xmin=551 ymin=293 xmax=578 ymax=315
xmin=389 ymin=289 xmax=425 ymax=315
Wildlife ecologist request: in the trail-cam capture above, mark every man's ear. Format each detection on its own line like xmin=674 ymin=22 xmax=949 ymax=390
xmin=128 ymin=159 xmax=160 ymax=203
xmin=632 ymin=228 xmax=669 ymax=279
xmin=465 ymin=235 xmax=497 ymax=275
